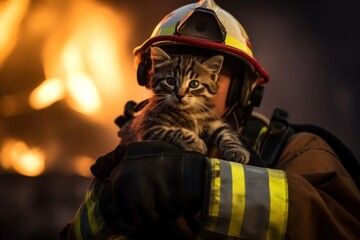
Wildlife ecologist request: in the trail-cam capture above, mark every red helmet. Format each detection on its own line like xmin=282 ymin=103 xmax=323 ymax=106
xmin=134 ymin=0 xmax=269 ymax=85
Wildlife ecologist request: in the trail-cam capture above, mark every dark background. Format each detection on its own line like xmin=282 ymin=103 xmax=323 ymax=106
xmin=0 ymin=0 xmax=359 ymax=239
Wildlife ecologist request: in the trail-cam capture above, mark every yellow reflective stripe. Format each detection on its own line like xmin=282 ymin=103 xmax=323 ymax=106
xmin=266 ymin=169 xmax=289 ymax=240
xmin=72 ymin=182 xmax=126 ymax=240
xmin=254 ymin=126 xmax=268 ymax=151
xmin=74 ymin=203 xmax=84 ymax=240
xmin=85 ymin=187 xmax=111 ymax=239
xmin=228 ymin=162 xmax=245 ymax=237
xmin=157 ymin=26 xmax=176 ymax=35
xmin=225 ymin=35 xmax=253 ymax=56
xmin=85 ymin=190 xmax=99 ymax=236
xmin=206 ymin=158 xmax=221 ymax=232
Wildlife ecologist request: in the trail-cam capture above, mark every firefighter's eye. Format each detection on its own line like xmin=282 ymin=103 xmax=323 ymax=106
xmin=189 ymin=80 xmax=199 ymax=88
xmin=166 ymin=77 xmax=176 ymax=86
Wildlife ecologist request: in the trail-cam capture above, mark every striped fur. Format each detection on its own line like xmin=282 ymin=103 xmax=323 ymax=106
xmin=131 ymin=47 xmax=250 ymax=163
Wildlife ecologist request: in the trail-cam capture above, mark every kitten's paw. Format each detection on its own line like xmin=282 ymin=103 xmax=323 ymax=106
xmin=184 ymin=141 xmax=208 ymax=155
xmin=223 ymin=148 xmax=250 ymax=164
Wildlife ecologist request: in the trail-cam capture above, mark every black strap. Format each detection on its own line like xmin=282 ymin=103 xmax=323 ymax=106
xmin=260 ymin=108 xmax=295 ymax=168
xmin=241 ymin=116 xmax=268 ymax=147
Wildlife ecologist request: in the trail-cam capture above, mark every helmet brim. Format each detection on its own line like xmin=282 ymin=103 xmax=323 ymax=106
xmin=133 ymin=35 xmax=269 ymax=84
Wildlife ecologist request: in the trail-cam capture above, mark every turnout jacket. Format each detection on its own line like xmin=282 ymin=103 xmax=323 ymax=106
xmin=60 ymin=114 xmax=360 ymax=240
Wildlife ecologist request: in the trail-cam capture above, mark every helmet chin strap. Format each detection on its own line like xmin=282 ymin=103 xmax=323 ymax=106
xmin=222 ymin=101 xmax=239 ymax=119
xmin=222 ymin=101 xmax=254 ymax=132
xmin=221 ymin=65 xmax=255 ymax=131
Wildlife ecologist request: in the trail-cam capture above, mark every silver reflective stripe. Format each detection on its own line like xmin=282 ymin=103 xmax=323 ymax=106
xmin=240 ymin=165 xmax=270 ymax=239
xmin=216 ymin=160 xmax=232 ymax=234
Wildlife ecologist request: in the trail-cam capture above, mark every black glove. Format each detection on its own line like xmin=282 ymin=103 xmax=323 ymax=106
xmin=90 ymin=140 xmax=207 ymax=234
xmin=90 ymin=143 xmax=127 ymax=178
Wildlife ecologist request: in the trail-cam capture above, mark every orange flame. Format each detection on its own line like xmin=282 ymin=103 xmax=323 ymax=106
xmin=0 ymin=0 xmax=30 ymax=67
xmin=73 ymin=155 xmax=94 ymax=178
xmin=1 ymin=0 xmax=151 ymax=176
xmin=31 ymin=0 xmax=150 ymax=121
xmin=0 ymin=139 xmax=45 ymax=177
xmin=28 ymin=78 xmax=65 ymax=110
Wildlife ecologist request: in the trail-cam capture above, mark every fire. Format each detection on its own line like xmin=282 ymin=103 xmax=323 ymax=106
xmin=73 ymin=155 xmax=94 ymax=178
xmin=28 ymin=78 xmax=65 ymax=110
xmin=0 ymin=0 xmax=30 ymax=67
xmin=0 ymin=0 xmax=151 ymax=176
xmin=34 ymin=0 xmax=150 ymax=120
xmin=0 ymin=139 xmax=45 ymax=177
xmin=66 ymin=73 xmax=101 ymax=114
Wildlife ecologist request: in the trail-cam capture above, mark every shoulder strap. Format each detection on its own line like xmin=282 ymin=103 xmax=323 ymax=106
xmin=260 ymin=108 xmax=295 ymax=168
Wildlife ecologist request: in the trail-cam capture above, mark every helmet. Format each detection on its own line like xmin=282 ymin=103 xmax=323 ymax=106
xmin=134 ymin=0 xmax=268 ymax=124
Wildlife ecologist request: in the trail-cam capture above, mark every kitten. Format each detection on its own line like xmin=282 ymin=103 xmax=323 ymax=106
xmin=131 ymin=47 xmax=250 ymax=163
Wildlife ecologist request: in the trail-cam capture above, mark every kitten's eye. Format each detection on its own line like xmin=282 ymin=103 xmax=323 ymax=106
xmin=189 ymin=80 xmax=199 ymax=88
xmin=166 ymin=77 xmax=176 ymax=86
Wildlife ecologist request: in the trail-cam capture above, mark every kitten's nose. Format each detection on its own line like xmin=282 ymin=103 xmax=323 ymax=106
xmin=176 ymin=88 xmax=186 ymax=100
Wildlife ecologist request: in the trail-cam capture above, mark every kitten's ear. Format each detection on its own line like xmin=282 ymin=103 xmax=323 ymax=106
xmin=150 ymin=47 xmax=171 ymax=65
xmin=203 ymin=55 xmax=224 ymax=74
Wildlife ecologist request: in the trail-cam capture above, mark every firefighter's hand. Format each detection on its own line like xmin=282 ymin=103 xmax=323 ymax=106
xmin=91 ymin=140 xmax=207 ymax=233
xmin=90 ymin=143 xmax=127 ymax=178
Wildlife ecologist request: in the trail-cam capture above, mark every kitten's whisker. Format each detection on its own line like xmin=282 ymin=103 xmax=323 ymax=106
xmin=193 ymin=102 xmax=216 ymax=118
xmin=143 ymin=96 xmax=168 ymax=118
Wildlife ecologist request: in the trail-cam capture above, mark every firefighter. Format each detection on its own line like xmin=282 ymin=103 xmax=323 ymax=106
xmin=60 ymin=0 xmax=360 ymax=239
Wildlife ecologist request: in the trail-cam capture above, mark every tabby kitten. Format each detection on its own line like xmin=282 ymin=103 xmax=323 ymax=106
xmin=132 ymin=47 xmax=250 ymax=163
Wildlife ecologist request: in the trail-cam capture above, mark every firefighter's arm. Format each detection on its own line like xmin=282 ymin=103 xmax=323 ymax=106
xmin=276 ymin=132 xmax=360 ymax=239
xmin=60 ymin=135 xmax=360 ymax=239
xmin=199 ymin=132 xmax=360 ymax=240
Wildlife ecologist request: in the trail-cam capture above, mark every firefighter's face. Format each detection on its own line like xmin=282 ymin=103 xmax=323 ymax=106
xmin=212 ymin=67 xmax=231 ymax=117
